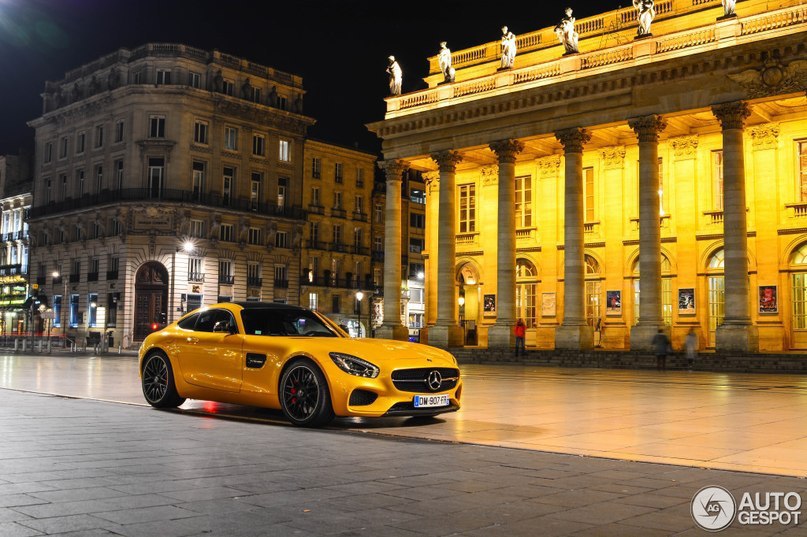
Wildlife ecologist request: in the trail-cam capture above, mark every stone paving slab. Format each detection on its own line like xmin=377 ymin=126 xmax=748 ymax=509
xmin=1 ymin=389 xmax=806 ymax=536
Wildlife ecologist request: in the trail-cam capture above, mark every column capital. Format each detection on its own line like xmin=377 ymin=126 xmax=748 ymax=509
xmin=555 ymin=128 xmax=591 ymax=153
xmin=712 ymin=101 xmax=751 ymax=130
xmin=489 ymin=139 xmax=525 ymax=163
xmin=628 ymin=115 xmax=667 ymax=143
xmin=431 ymin=150 xmax=463 ymax=172
xmin=378 ymin=159 xmax=409 ymax=181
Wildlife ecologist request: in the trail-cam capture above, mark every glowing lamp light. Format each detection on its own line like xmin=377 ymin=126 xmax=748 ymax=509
xmin=182 ymin=240 xmax=195 ymax=253
xmin=417 ymin=271 xmax=424 ymax=280
xmin=458 ymin=296 xmax=465 ymax=307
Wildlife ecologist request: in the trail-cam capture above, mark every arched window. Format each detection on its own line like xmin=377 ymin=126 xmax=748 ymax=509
xmin=585 ymin=254 xmax=601 ymax=328
xmin=706 ymin=248 xmax=725 ymax=348
xmin=516 ymin=258 xmax=537 ymax=328
xmin=632 ymin=255 xmax=673 ymax=326
xmin=790 ymin=244 xmax=807 ymax=347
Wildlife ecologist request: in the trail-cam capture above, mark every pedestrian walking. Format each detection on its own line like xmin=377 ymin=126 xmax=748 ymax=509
xmin=651 ymin=329 xmax=670 ymax=371
xmin=514 ymin=318 xmax=526 ymax=356
xmin=685 ymin=328 xmax=698 ymax=370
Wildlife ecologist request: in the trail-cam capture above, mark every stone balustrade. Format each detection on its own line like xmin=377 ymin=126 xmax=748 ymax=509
xmin=388 ymin=2 xmax=805 ymax=116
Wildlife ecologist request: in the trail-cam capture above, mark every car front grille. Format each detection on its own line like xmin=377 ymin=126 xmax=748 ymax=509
xmin=390 ymin=367 xmax=459 ymax=393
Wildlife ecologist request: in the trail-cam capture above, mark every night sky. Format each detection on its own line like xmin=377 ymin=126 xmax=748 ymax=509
xmin=0 ymin=0 xmax=604 ymax=157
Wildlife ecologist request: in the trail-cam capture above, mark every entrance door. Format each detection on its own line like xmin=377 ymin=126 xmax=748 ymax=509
xmin=791 ymin=273 xmax=807 ymax=348
xmin=135 ymin=262 xmax=169 ymax=340
xmin=708 ymin=276 xmax=725 ymax=348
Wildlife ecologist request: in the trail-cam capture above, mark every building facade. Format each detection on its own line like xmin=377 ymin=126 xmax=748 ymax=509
xmin=0 ymin=154 xmax=32 ymax=336
xmin=369 ymin=0 xmax=807 ymax=352
xmin=300 ymin=140 xmax=377 ymax=334
xmin=28 ymin=44 xmax=313 ymax=347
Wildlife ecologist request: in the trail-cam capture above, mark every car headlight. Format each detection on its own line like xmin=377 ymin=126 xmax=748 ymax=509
xmin=329 ymin=352 xmax=379 ymax=378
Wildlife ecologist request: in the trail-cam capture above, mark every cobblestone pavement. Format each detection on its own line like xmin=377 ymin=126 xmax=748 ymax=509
xmin=1 ymin=389 xmax=807 ymax=537
xmin=2 ymin=354 xmax=807 ymax=476
xmin=2 ymin=353 xmax=807 ymax=535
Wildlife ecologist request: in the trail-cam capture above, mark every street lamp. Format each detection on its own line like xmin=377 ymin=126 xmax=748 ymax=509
xmin=355 ymin=290 xmax=364 ymax=338
xmin=458 ymin=295 xmax=466 ymax=345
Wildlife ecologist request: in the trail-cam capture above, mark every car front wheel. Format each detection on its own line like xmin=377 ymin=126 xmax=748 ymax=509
xmin=142 ymin=352 xmax=185 ymax=408
xmin=280 ymin=359 xmax=334 ymax=427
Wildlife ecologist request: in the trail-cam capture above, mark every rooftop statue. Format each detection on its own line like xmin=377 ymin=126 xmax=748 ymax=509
xmin=386 ymin=56 xmax=402 ymax=96
xmin=722 ymin=0 xmax=736 ymax=17
xmin=500 ymin=26 xmax=517 ymax=69
xmin=554 ymin=8 xmax=579 ymax=54
xmin=438 ymin=42 xmax=456 ymax=83
xmin=634 ymin=0 xmax=656 ymax=37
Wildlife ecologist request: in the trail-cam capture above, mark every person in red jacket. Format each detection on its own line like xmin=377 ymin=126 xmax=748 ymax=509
xmin=514 ymin=318 xmax=526 ymax=356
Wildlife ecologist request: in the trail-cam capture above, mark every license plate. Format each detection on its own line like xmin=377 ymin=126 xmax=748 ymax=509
xmin=413 ymin=394 xmax=449 ymax=408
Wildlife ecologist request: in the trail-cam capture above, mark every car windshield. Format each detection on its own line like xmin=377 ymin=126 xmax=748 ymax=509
xmin=240 ymin=308 xmax=339 ymax=337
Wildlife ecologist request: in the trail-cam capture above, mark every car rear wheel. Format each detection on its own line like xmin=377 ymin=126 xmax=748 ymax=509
xmin=142 ymin=352 xmax=185 ymax=408
xmin=280 ymin=359 xmax=334 ymax=427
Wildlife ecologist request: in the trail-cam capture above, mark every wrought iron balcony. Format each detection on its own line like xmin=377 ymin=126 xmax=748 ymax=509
xmin=219 ymin=275 xmax=235 ymax=285
xmin=106 ymin=271 xmax=119 ymax=280
xmin=69 ymin=273 xmax=80 ymax=283
xmin=247 ymin=277 xmax=263 ymax=287
xmin=274 ymin=279 xmax=289 ymax=289
xmin=188 ymin=272 xmax=205 ymax=283
xmin=28 ymin=188 xmax=307 ymax=221
xmin=0 ymin=264 xmax=24 ymax=276
xmin=87 ymin=272 xmax=99 ymax=282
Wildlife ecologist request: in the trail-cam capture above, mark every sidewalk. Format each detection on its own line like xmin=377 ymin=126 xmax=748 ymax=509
xmin=1 ymin=388 xmax=806 ymax=536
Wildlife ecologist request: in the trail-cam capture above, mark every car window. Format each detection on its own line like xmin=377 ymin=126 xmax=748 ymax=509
xmin=177 ymin=313 xmax=199 ymax=330
xmin=195 ymin=309 xmax=236 ymax=333
xmin=241 ymin=309 xmax=338 ymax=337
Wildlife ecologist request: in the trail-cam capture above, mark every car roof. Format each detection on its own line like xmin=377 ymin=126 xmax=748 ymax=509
xmin=230 ymin=302 xmax=308 ymax=311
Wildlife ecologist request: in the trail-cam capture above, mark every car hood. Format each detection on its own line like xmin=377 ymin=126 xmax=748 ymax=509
xmin=320 ymin=338 xmax=458 ymax=370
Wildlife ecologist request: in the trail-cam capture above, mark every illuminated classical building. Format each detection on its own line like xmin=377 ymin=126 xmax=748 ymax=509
xmin=369 ymin=0 xmax=807 ymax=352
xmin=0 ymin=154 xmax=32 ymax=335
xmin=28 ymin=44 xmax=312 ymax=346
xmin=300 ymin=140 xmax=377 ymax=334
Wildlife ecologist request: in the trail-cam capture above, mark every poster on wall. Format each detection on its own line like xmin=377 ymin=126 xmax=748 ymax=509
xmin=759 ymin=285 xmax=778 ymax=314
xmin=483 ymin=294 xmax=496 ymax=315
xmin=606 ymin=290 xmax=622 ymax=315
xmin=541 ymin=293 xmax=556 ymax=317
xmin=678 ymin=288 xmax=695 ymax=314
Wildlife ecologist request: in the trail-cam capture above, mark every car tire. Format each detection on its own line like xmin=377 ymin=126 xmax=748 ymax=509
xmin=280 ymin=358 xmax=334 ymax=427
xmin=142 ymin=351 xmax=186 ymax=408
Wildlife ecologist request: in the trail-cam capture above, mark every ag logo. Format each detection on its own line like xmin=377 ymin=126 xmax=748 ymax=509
xmin=692 ymin=486 xmax=736 ymax=532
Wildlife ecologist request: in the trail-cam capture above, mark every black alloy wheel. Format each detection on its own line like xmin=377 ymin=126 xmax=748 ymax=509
xmin=280 ymin=359 xmax=334 ymax=427
xmin=142 ymin=352 xmax=185 ymax=408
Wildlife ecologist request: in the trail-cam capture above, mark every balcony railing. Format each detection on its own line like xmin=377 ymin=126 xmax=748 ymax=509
xmin=0 ymin=264 xmax=24 ymax=276
xmin=87 ymin=272 xmax=99 ymax=282
xmin=219 ymin=275 xmax=235 ymax=285
xmin=330 ymin=242 xmax=349 ymax=253
xmin=308 ymin=204 xmax=324 ymax=215
xmin=352 ymin=212 xmax=368 ymax=222
xmin=69 ymin=273 xmax=80 ymax=283
xmin=188 ymin=272 xmax=205 ymax=283
xmin=52 ymin=276 xmax=63 ymax=285
xmin=1 ymin=231 xmax=25 ymax=242
xmin=301 ymin=275 xmax=364 ymax=289
xmin=106 ymin=270 xmax=119 ymax=280
xmin=247 ymin=277 xmax=263 ymax=287
xmin=274 ymin=279 xmax=289 ymax=289
xmin=29 ymin=188 xmax=306 ymax=221
xmin=331 ymin=208 xmax=346 ymax=218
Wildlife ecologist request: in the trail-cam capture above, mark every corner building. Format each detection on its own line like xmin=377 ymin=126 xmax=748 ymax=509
xmin=368 ymin=0 xmax=807 ymax=352
xmin=28 ymin=44 xmax=312 ymax=346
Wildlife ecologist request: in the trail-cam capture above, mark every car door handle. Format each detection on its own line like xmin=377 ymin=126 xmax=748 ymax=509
xmin=186 ymin=337 xmax=199 ymax=344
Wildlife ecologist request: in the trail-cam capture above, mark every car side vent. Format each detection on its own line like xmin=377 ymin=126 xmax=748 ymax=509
xmin=349 ymin=389 xmax=378 ymax=406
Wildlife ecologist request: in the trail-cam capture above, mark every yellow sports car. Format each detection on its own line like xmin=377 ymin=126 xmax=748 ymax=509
xmin=138 ymin=302 xmax=462 ymax=426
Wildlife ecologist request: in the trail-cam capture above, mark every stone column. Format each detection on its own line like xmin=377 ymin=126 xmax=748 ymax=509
xmin=488 ymin=139 xmax=525 ymax=349
xmin=713 ymin=101 xmax=758 ymax=351
xmin=428 ymin=150 xmax=464 ymax=347
xmin=555 ymin=128 xmax=593 ymax=350
xmin=376 ymin=160 xmax=409 ymax=341
xmin=629 ymin=114 xmax=667 ymax=351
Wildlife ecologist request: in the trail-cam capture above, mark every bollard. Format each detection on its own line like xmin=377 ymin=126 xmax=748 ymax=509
xmin=22 ymin=339 xmax=26 ymax=352
xmin=47 ymin=338 xmax=51 ymax=354
xmin=14 ymin=339 xmax=18 ymax=351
